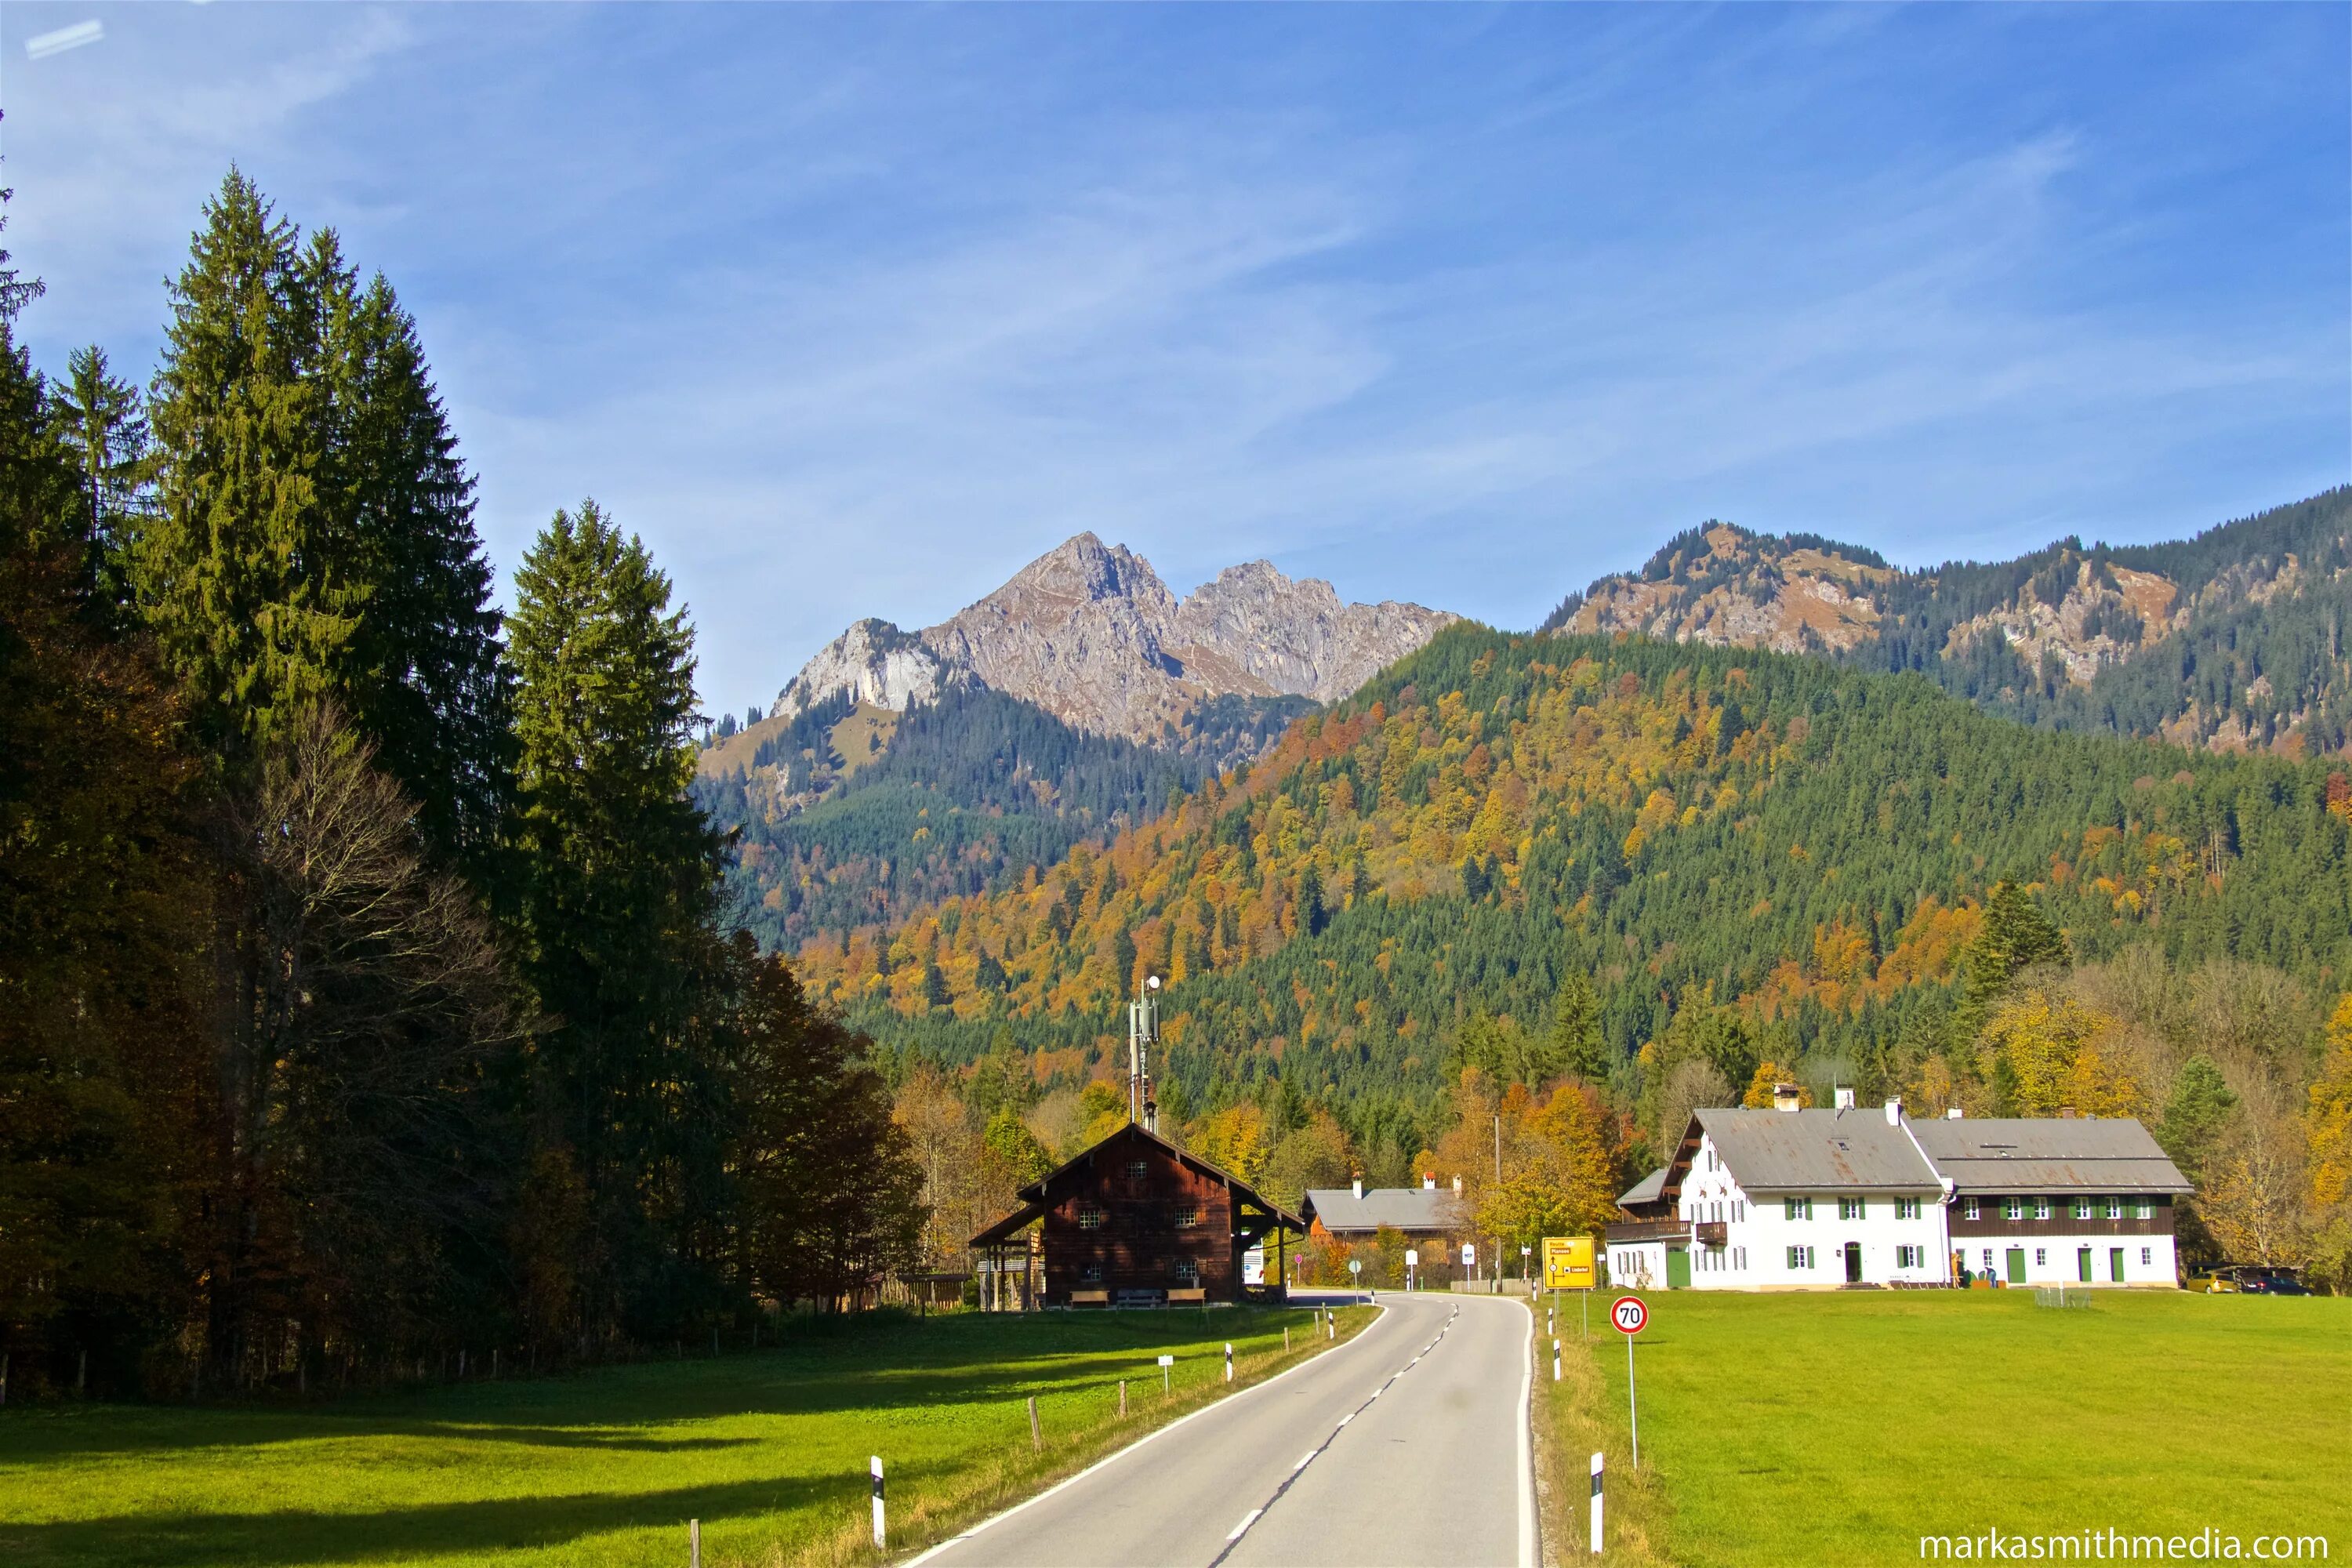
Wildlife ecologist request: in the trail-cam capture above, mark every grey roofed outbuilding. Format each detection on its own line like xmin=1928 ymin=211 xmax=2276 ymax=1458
xmin=1301 ymin=1186 xmax=1462 ymax=1235
xmin=1617 ymin=1169 xmax=1666 ymax=1208
xmin=1908 ymin=1116 xmax=2192 ymax=1196
xmin=1692 ymin=1108 xmax=1942 ymax=1192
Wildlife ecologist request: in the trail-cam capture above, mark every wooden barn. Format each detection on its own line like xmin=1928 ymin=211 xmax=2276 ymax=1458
xmin=970 ymin=1123 xmax=1305 ymax=1308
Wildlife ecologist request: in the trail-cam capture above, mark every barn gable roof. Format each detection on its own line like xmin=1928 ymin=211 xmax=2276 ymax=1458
xmin=967 ymin=1121 xmax=1305 ymax=1248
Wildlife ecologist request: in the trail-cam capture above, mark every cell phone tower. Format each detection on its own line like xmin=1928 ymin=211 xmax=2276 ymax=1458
xmin=1127 ymin=974 xmax=1161 ymax=1132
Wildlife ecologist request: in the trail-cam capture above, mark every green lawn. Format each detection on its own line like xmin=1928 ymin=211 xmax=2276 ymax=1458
xmin=0 ymin=1305 xmax=1365 ymax=1568
xmin=1541 ymin=1289 xmax=2350 ymax=1566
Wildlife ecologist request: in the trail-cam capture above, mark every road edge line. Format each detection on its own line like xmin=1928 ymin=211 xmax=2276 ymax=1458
xmin=897 ymin=1297 xmax=1392 ymax=1568
xmin=1514 ymin=1292 xmax=1538 ymax=1568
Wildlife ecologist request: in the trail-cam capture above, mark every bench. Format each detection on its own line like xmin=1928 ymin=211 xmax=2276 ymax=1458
xmin=1167 ymin=1287 xmax=1207 ymax=1303
xmin=1068 ymin=1290 xmax=1110 ymax=1305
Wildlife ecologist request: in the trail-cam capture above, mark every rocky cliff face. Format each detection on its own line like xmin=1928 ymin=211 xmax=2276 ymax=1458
xmin=774 ymin=534 xmax=1456 ymax=744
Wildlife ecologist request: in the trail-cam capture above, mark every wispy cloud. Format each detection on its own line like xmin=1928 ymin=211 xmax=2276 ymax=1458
xmin=4 ymin=5 xmax=2343 ymax=706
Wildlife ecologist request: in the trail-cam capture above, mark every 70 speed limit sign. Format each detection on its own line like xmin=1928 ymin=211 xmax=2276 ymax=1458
xmin=1610 ymin=1295 xmax=1648 ymax=1335
xmin=1613 ymin=1294 xmax=1649 ymax=1470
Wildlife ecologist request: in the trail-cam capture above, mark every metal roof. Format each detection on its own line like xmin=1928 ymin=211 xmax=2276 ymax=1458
xmin=1301 ymin=1185 xmax=1463 ymax=1234
xmin=1617 ymin=1169 xmax=1667 ymax=1207
xmin=1693 ymin=1108 xmax=1943 ymax=1192
xmin=1908 ymin=1116 xmax=2191 ymax=1195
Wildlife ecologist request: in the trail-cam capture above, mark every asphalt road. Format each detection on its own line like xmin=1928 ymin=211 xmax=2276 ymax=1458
xmin=908 ymin=1290 xmax=1536 ymax=1568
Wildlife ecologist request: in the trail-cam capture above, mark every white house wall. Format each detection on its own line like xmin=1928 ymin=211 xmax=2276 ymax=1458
xmin=1676 ymin=1130 xmax=1947 ymax=1291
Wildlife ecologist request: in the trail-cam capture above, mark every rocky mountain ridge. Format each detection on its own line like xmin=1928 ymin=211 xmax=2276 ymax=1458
xmin=772 ymin=533 xmax=1456 ymax=746
xmin=1544 ymin=488 xmax=2352 ymax=755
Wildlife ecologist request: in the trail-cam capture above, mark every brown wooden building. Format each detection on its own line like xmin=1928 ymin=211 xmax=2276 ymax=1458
xmin=970 ymin=1123 xmax=1305 ymax=1308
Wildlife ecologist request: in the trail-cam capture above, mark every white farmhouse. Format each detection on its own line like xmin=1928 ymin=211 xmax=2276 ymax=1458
xmin=1605 ymin=1088 xmax=2192 ymax=1290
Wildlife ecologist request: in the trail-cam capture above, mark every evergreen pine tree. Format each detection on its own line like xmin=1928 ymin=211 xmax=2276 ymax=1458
xmin=46 ymin=344 xmax=150 ymax=609
xmin=506 ymin=499 xmax=724 ymax=1335
xmin=141 ymin=169 xmax=350 ymax=770
xmin=1547 ymin=970 xmax=1610 ymax=1083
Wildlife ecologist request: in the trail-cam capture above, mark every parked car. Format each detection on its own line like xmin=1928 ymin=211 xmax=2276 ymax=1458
xmin=2194 ymin=1264 xmax=2311 ymax=1295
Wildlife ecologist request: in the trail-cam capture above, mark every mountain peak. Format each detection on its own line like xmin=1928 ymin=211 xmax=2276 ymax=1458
xmin=772 ymin=538 xmax=1455 ymax=742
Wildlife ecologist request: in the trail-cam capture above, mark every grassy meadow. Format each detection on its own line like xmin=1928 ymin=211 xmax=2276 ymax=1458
xmin=1536 ymin=1288 xmax=2350 ymax=1566
xmin=0 ymin=1304 xmax=1367 ymax=1568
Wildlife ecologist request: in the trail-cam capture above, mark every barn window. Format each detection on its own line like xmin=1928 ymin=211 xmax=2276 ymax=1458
xmin=1171 ymin=1258 xmax=1200 ymax=1285
xmin=1125 ymin=1160 xmax=1149 ymax=1183
xmin=1173 ymin=1203 xmax=1202 ymax=1229
xmin=1076 ymin=1203 xmax=1105 ymax=1230
xmin=1080 ymin=1262 xmax=1102 ymax=1283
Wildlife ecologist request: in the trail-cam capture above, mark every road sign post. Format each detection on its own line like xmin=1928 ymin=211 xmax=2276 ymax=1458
xmin=1348 ymin=1258 xmax=1362 ymax=1301
xmin=1610 ymin=1295 xmax=1647 ymax=1469
xmin=1405 ymin=1248 xmax=1417 ymax=1292
xmin=1158 ymin=1352 xmax=1174 ymax=1393
xmin=870 ymin=1455 xmax=886 ymax=1548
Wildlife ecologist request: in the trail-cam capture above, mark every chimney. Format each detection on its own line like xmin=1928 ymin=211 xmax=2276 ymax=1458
xmin=2059 ymin=1106 xmax=2078 ymax=1120
xmin=1422 ymin=1172 xmax=1437 ymax=1191
xmin=1946 ymin=1106 xmax=1965 ymax=1120
xmin=1352 ymin=1174 xmax=1364 ymax=1200
xmin=1834 ymin=1087 xmax=1857 ymax=1111
xmin=1772 ymin=1083 xmax=1802 ymax=1113
xmin=1884 ymin=1098 xmax=1903 ymax=1127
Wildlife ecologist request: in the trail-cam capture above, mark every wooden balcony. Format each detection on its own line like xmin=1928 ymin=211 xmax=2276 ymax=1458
xmin=1694 ymin=1221 xmax=1728 ymax=1247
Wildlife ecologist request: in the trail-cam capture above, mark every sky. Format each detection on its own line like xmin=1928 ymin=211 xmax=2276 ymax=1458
xmin=2 ymin=3 xmax=2346 ymax=717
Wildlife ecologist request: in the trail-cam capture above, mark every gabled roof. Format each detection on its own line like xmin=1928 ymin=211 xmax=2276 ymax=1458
xmin=968 ymin=1120 xmax=1305 ymax=1248
xmin=1617 ymin=1169 xmax=1667 ymax=1208
xmin=1301 ymin=1186 xmax=1462 ymax=1233
xmin=1690 ymin=1108 xmax=1942 ymax=1192
xmin=1908 ymin=1116 xmax=2191 ymax=1195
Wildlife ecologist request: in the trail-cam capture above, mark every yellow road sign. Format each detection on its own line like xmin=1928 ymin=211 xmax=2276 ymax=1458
xmin=1543 ymin=1235 xmax=1596 ymax=1290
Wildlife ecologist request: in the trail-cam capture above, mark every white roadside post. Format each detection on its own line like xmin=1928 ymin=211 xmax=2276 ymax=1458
xmin=1552 ymin=1338 xmax=1562 ymax=1382
xmin=1589 ymin=1451 xmax=1604 ymax=1555
xmin=1224 ymin=1342 xmax=1233 ymax=1383
xmin=689 ymin=1518 xmax=701 ymax=1568
xmin=1406 ymin=1248 xmax=1417 ymax=1292
xmin=870 ymin=1455 xmax=886 ymax=1548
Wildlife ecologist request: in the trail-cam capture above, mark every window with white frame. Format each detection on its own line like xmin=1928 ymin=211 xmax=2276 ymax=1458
xmin=1170 ymin=1258 xmax=1200 ymax=1285
xmin=2103 ymin=1198 xmax=2122 ymax=1220
xmin=1734 ymin=1247 xmax=1747 ymax=1269
xmin=2140 ymin=1247 xmax=2151 ymax=1265
xmin=1981 ymin=1248 xmax=1994 ymax=1271
xmin=1076 ymin=1203 xmax=1106 ymax=1230
xmin=1839 ymin=1197 xmax=1866 ymax=1221
xmin=2034 ymin=1248 xmax=2046 ymax=1266
xmin=1896 ymin=1245 xmax=1923 ymax=1268
xmin=1784 ymin=1196 xmax=1812 ymax=1221
xmin=1896 ymin=1196 xmax=1922 ymax=1220
xmin=1786 ymin=1245 xmax=1814 ymax=1270
xmin=2072 ymin=1197 xmax=2093 ymax=1220
xmin=2134 ymin=1199 xmax=2154 ymax=1219
xmin=2003 ymin=1198 xmax=2024 ymax=1221
xmin=1964 ymin=1196 xmax=1981 ymax=1220
xmin=2034 ymin=1198 xmax=2053 ymax=1220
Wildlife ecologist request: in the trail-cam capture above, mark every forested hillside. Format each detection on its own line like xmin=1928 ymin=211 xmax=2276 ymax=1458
xmin=694 ymin=684 xmax=1312 ymax=949
xmin=803 ymin=626 xmax=2352 ymax=1123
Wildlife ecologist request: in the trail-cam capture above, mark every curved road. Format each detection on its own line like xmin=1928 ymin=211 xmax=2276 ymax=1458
xmin=909 ymin=1291 xmax=1536 ymax=1568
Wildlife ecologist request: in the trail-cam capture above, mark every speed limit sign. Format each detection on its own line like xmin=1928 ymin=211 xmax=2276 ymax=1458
xmin=1610 ymin=1295 xmax=1648 ymax=1335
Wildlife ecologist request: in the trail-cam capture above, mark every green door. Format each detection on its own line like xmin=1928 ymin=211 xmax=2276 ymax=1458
xmin=2111 ymin=1247 xmax=2125 ymax=1283
xmin=2078 ymin=1247 xmax=2093 ymax=1283
xmin=2005 ymin=1247 xmax=2027 ymax=1284
xmin=1666 ymin=1248 xmax=1692 ymax=1290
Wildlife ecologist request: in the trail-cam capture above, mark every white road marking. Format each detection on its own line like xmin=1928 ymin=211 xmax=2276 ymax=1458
xmin=1227 ymin=1508 xmax=1263 ymax=1541
xmin=1294 ymin=1450 xmax=1316 ymax=1472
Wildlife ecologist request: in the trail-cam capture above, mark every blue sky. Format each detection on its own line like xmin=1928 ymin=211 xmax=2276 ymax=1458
xmin=3 ymin=4 xmax=2346 ymax=715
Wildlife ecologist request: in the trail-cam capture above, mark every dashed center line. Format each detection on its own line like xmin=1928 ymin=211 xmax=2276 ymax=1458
xmin=1207 ymin=1303 xmax=1457 ymax=1566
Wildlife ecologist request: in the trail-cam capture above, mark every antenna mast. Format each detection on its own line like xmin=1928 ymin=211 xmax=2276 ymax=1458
xmin=1128 ymin=975 xmax=1161 ymax=1131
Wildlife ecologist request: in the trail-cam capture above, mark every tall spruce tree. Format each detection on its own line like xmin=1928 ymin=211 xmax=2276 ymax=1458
xmin=506 ymin=500 xmax=728 ymax=1338
xmin=47 ymin=345 xmax=150 ymax=611
xmin=141 ymin=169 xmax=348 ymax=771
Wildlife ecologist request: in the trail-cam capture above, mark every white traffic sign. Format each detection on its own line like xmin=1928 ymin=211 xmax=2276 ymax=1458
xmin=1348 ymin=1259 xmax=1362 ymax=1276
xmin=1461 ymin=1243 xmax=1476 ymax=1268
xmin=1404 ymin=1249 xmax=1417 ymax=1267
xmin=1610 ymin=1295 xmax=1648 ymax=1335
